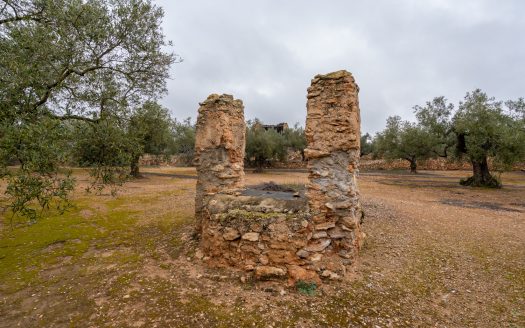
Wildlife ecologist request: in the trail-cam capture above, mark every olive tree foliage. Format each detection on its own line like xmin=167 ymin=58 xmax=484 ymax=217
xmin=169 ymin=118 xmax=196 ymax=166
xmin=0 ymin=119 xmax=75 ymax=223
xmin=128 ymin=101 xmax=173 ymax=177
xmin=413 ymin=96 xmax=456 ymax=158
xmin=72 ymin=117 xmax=136 ymax=194
xmin=360 ymin=133 xmax=373 ymax=157
xmin=374 ymin=116 xmax=435 ymax=173
xmin=506 ymin=98 xmax=525 ymax=124
xmin=415 ymin=91 xmax=525 ymax=187
xmin=0 ymin=0 xmax=176 ymax=221
xmin=245 ymin=119 xmax=287 ymax=172
xmin=454 ymin=90 xmax=525 ymax=187
xmin=282 ymin=123 xmax=307 ymax=161
xmin=72 ymin=101 xmax=174 ymax=189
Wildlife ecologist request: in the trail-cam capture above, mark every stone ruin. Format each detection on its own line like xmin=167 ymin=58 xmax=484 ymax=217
xmin=195 ymin=70 xmax=365 ymax=284
xmin=194 ymin=94 xmax=246 ymax=235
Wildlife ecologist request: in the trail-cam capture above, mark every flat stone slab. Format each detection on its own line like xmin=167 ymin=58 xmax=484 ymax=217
xmin=241 ymin=187 xmax=305 ymax=201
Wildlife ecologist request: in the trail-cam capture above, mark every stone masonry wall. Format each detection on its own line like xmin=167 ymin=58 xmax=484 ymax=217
xmin=304 ymin=70 xmax=365 ymax=266
xmin=196 ymin=71 xmax=364 ymax=284
xmin=200 ymin=193 xmax=323 ymax=284
xmin=194 ymin=94 xmax=245 ymax=235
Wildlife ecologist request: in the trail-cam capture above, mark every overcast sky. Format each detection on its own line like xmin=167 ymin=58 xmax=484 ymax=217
xmin=155 ymin=0 xmax=525 ymax=134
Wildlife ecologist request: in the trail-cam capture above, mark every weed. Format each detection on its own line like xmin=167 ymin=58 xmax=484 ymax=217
xmin=296 ymin=280 xmax=317 ymax=296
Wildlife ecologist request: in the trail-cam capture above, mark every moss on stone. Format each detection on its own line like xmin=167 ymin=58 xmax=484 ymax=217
xmin=316 ymin=70 xmax=352 ymax=80
xmin=217 ymin=209 xmax=294 ymax=223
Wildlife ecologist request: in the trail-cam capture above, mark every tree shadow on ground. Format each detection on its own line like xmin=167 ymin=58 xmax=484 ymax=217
xmin=440 ymin=198 xmax=523 ymax=213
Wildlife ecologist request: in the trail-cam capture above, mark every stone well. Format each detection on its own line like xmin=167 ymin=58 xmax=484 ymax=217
xmin=195 ymin=71 xmax=364 ymax=283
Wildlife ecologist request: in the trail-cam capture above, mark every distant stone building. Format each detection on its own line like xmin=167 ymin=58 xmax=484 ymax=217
xmin=258 ymin=122 xmax=289 ymax=134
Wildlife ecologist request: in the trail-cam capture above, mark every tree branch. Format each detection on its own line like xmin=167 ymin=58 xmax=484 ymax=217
xmin=0 ymin=13 xmax=41 ymax=24
xmin=46 ymin=112 xmax=99 ymax=123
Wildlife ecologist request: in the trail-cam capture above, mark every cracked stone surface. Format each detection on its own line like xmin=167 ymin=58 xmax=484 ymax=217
xmin=305 ymin=70 xmax=365 ymax=269
xmin=194 ymin=94 xmax=245 ymax=235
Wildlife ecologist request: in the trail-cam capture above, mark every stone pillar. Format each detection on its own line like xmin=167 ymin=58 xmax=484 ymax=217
xmin=194 ymin=94 xmax=245 ymax=235
xmin=304 ymin=70 xmax=365 ymax=267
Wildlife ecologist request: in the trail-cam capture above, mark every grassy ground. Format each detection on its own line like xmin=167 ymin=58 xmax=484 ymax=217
xmin=0 ymin=168 xmax=524 ymax=327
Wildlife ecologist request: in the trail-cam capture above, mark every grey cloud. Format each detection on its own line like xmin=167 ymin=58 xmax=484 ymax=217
xmin=156 ymin=0 xmax=525 ymax=134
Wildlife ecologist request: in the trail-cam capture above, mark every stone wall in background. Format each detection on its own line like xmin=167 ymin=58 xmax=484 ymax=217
xmin=193 ymin=94 xmax=245 ymax=235
xmin=139 ymin=154 xmax=525 ymax=171
xmin=359 ymin=157 xmax=525 ymax=171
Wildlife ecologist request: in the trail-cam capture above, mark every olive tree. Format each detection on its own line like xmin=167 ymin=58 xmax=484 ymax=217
xmin=170 ymin=118 xmax=196 ymax=166
xmin=245 ymin=120 xmax=287 ymax=172
xmin=374 ymin=116 xmax=435 ymax=173
xmin=0 ymin=0 xmax=176 ymax=220
xmin=415 ymin=91 xmax=525 ymax=187
xmin=454 ymin=90 xmax=525 ymax=187
xmin=360 ymin=133 xmax=373 ymax=157
xmin=128 ymin=101 xmax=173 ymax=177
xmin=72 ymin=117 xmax=136 ymax=194
xmin=413 ymin=96 xmax=456 ymax=158
xmin=506 ymin=98 xmax=525 ymax=124
xmin=283 ymin=123 xmax=307 ymax=161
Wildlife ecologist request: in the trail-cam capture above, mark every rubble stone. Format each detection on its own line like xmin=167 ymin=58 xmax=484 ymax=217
xmin=305 ymin=70 xmax=365 ymax=268
xmin=242 ymin=232 xmax=260 ymax=242
xmin=194 ymin=94 xmax=245 ymax=235
xmin=223 ymin=227 xmax=241 ymax=241
xmin=255 ymin=266 xmax=287 ymax=280
xmin=196 ymin=71 xmax=364 ymax=284
xmin=287 ymin=265 xmax=321 ymax=285
xmin=304 ymin=239 xmax=331 ymax=252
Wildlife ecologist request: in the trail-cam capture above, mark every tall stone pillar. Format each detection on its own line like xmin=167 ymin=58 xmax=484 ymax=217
xmin=305 ymin=70 xmax=365 ymax=265
xmin=194 ymin=94 xmax=245 ymax=235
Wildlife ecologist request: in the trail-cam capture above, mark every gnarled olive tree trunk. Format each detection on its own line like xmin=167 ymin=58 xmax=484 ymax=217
xmin=405 ymin=156 xmax=418 ymax=174
xmin=460 ymin=157 xmax=501 ymax=188
xmin=130 ymin=154 xmax=142 ymax=178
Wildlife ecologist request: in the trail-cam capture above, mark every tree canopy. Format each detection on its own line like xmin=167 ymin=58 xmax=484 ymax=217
xmin=170 ymin=118 xmax=196 ymax=166
xmin=0 ymin=0 xmax=176 ymax=221
xmin=374 ymin=116 xmax=435 ymax=173
xmin=415 ymin=90 xmax=525 ymax=187
xmin=453 ymin=90 xmax=525 ymax=187
xmin=128 ymin=101 xmax=174 ymax=177
xmin=374 ymin=90 xmax=525 ymax=185
xmin=244 ymin=120 xmax=306 ymax=172
xmin=360 ymin=133 xmax=373 ymax=157
xmin=245 ymin=120 xmax=287 ymax=172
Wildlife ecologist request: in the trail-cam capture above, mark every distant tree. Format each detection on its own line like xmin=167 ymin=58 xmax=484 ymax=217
xmin=453 ymin=90 xmax=525 ymax=187
xmin=360 ymin=133 xmax=374 ymax=157
xmin=506 ymin=98 xmax=525 ymax=124
xmin=374 ymin=116 xmax=435 ymax=173
xmin=283 ymin=123 xmax=307 ymax=161
xmin=245 ymin=119 xmax=287 ymax=172
xmin=415 ymin=91 xmax=525 ymax=187
xmin=414 ymin=97 xmax=456 ymax=158
xmin=128 ymin=101 xmax=173 ymax=177
xmin=170 ymin=118 xmax=196 ymax=166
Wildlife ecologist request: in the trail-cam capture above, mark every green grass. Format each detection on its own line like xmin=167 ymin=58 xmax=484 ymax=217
xmin=0 ymin=195 xmax=139 ymax=293
xmin=295 ymin=280 xmax=317 ymax=296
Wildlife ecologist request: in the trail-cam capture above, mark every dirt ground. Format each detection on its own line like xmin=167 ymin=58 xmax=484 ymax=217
xmin=0 ymin=168 xmax=524 ymax=327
